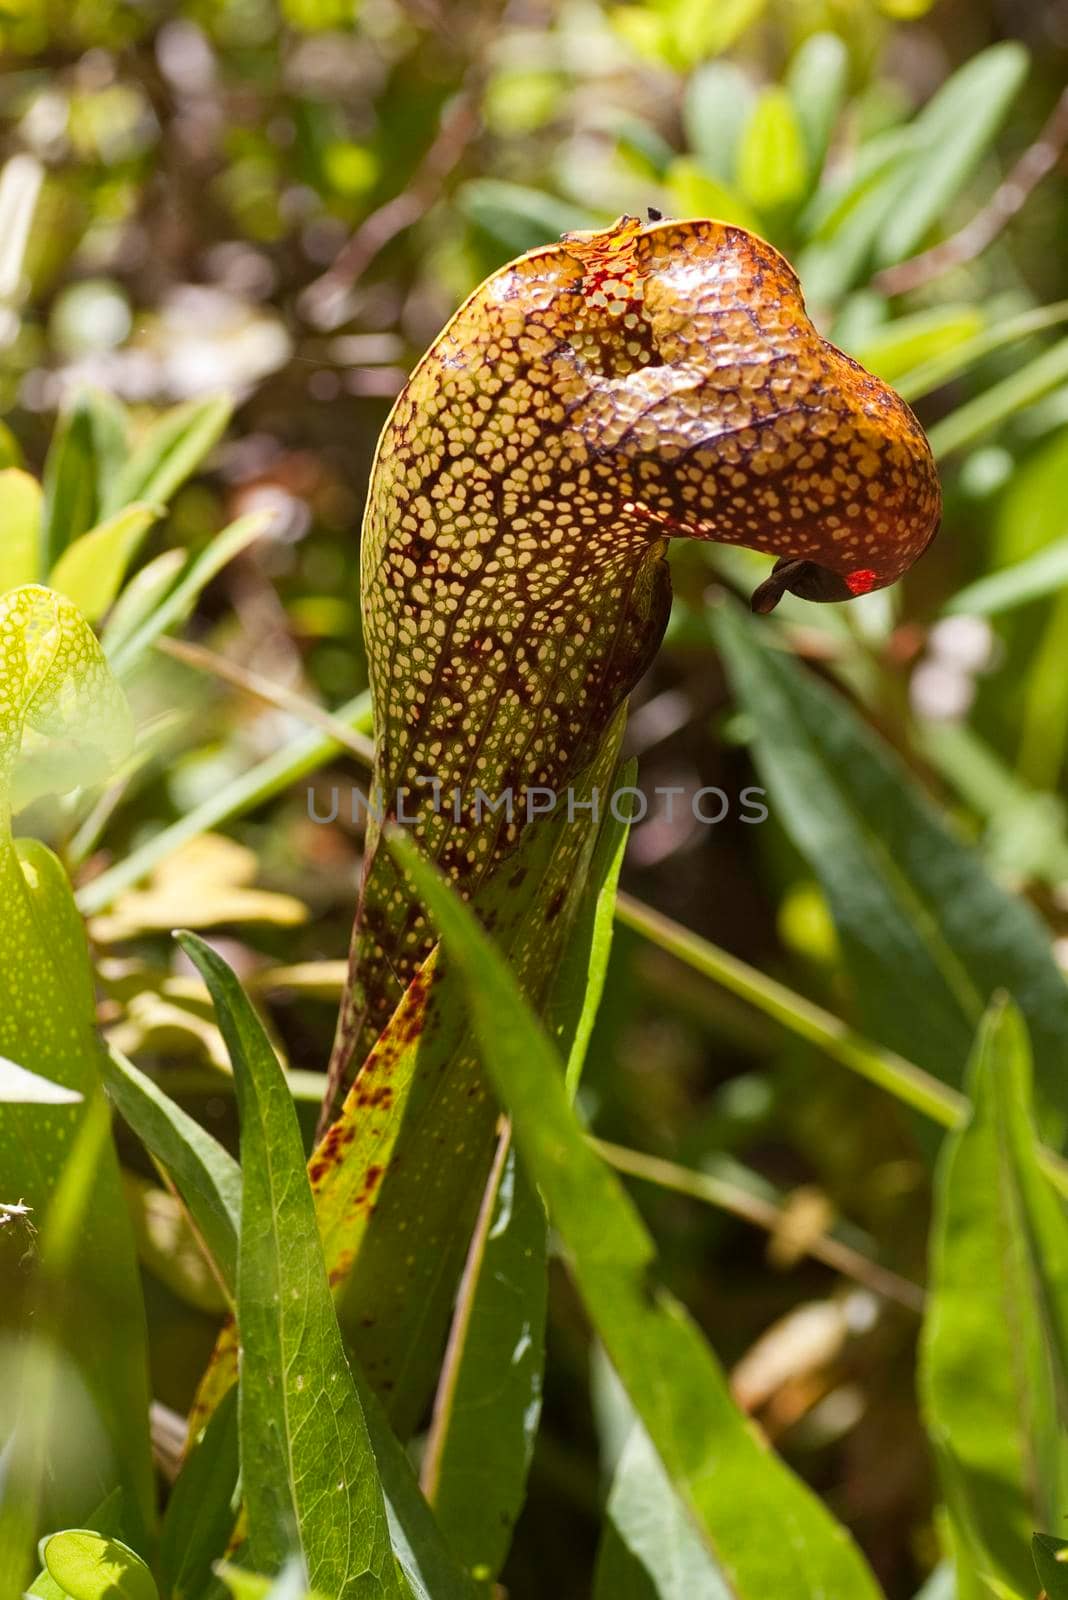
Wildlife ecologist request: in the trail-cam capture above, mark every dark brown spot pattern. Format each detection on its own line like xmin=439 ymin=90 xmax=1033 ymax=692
xmin=322 ymin=214 xmax=940 ymax=1122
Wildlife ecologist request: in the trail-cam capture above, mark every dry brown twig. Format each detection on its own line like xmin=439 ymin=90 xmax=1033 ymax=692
xmin=298 ymin=87 xmax=482 ymax=329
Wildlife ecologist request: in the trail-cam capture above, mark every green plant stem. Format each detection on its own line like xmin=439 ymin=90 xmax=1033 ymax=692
xmin=614 ymin=891 xmax=1068 ymax=1201
xmin=593 ymin=1137 xmax=925 ymax=1312
xmin=616 ymin=891 xmax=965 ymax=1125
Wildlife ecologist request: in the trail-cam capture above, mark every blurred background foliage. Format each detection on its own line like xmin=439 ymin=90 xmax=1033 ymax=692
xmin=2 ymin=0 xmax=1068 ymax=1595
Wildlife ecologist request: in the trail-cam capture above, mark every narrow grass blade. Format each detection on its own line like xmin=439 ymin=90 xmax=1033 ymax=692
xmin=388 ymin=831 xmax=886 ymax=1600
xmin=102 ymin=1042 xmax=240 ymax=1297
xmin=106 ymin=510 xmax=270 ymax=677
xmin=100 ymin=395 xmax=231 ymax=519
xmin=76 ymin=689 xmax=373 ymax=914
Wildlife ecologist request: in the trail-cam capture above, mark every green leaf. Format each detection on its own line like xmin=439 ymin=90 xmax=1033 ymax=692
xmin=215 ymin=1560 xmax=330 ymax=1600
xmin=41 ymin=1530 xmax=157 ymax=1600
xmin=926 ymin=337 xmax=1068 ymax=459
xmin=101 ymin=1041 xmax=240 ymax=1297
xmin=48 ymin=504 xmax=161 ymax=623
xmin=922 ymin=1000 xmax=1068 ymax=1597
xmin=1033 ymin=1533 xmax=1068 ymax=1597
xmin=785 ymin=31 xmax=849 ymax=179
xmin=420 ymin=1135 xmax=546 ymax=1589
xmin=944 ymin=533 xmax=1068 ymax=616
xmin=100 ymin=395 xmax=231 ymax=518
xmin=39 ymin=393 xmax=99 ymax=576
xmin=552 ymin=757 xmax=635 ymax=1098
xmin=0 ymin=1055 xmax=81 ymax=1103
xmin=674 ymin=0 xmax=764 ymax=62
xmin=0 ymin=467 xmax=42 ymax=594
xmin=796 ymin=133 xmax=917 ymax=303
xmin=159 ymin=1385 xmax=240 ymax=1600
xmin=682 ymin=60 xmax=755 ymax=183
xmin=0 ymin=588 xmax=152 ymax=1573
xmin=457 ymin=180 xmax=594 ymax=258
xmin=713 ymin=603 xmax=1068 ymax=1142
xmin=663 ymin=159 xmax=759 ymax=232
xmin=895 ymin=300 xmax=1068 ymax=404
xmin=387 ymin=830 xmax=886 ymax=1600
xmin=99 ymin=549 xmax=185 ymax=661
xmin=82 ymin=388 xmax=130 ymax=508
xmin=851 ymin=306 xmax=986 ymax=385
xmin=736 ymin=87 xmax=808 ymax=213
xmin=594 ymin=1421 xmax=731 ymax=1599
xmin=178 ymin=933 xmax=406 ymax=1599
xmin=26 ymin=1490 xmax=125 ymax=1600
xmin=359 ymin=1348 xmax=482 ymax=1600
xmin=106 ymin=511 xmax=270 ymax=676
xmin=415 ymin=761 xmax=633 ymax=1587
xmin=876 ymin=43 xmax=1028 ymax=266
xmin=912 ymin=1562 xmax=957 ymax=1599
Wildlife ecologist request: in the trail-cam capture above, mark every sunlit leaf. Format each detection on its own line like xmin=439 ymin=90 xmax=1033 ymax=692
xmin=663 ymin=158 xmax=758 ymax=232
xmin=736 ymin=87 xmax=808 ymax=213
xmin=0 ymin=1054 xmax=82 ymax=1104
xmin=38 ymin=392 xmax=99 ymax=576
xmin=90 ymin=832 xmax=308 ymax=942
xmin=106 ymin=510 xmax=270 ymax=676
xmin=682 ymin=59 xmax=755 ymax=183
xmin=41 ymin=1529 xmax=157 ymax=1600
xmin=944 ymin=532 xmax=1068 ymax=616
xmin=593 ymin=1420 xmax=731 ymax=1599
xmin=100 ymin=394 xmax=232 ymax=519
xmin=852 ymin=306 xmax=986 ymax=385
xmin=926 ymin=337 xmax=1068 ymax=459
xmin=48 ymin=503 xmax=160 ymax=623
xmin=0 ymin=467 xmax=42 ymax=595
xmin=0 ymin=588 xmax=151 ymax=1577
xmin=214 ymin=1560 xmax=330 ymax=1600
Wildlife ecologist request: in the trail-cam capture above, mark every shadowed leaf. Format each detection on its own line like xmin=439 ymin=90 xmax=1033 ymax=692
xmin=923 ymin=999 xmax=1068 ymax=1597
